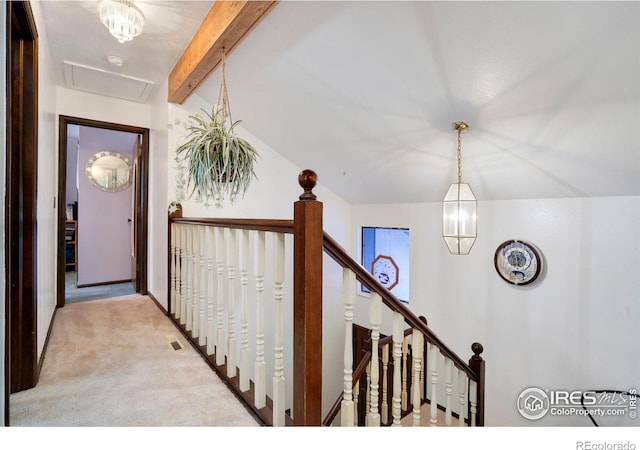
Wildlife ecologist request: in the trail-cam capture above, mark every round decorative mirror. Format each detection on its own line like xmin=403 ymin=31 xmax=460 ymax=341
xmin=85 ymin=151 xmax=132 ymax=192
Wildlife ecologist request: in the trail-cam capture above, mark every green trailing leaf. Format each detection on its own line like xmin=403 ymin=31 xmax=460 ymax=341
xmin=175 ymin=107 xmax=259 ymax=207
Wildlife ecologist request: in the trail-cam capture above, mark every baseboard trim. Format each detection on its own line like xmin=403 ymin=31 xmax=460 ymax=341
xmin=76 ymin=279 xmax=133 ymax=289
xmin=36 ymin=305 xmax=59 ymax=384
xmin=146 ymin=291 xmax=167 ymax=315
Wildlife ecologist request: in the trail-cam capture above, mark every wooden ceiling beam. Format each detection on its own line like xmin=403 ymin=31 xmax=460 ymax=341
xmin=168 ymin=1 xmax=278 ymax=104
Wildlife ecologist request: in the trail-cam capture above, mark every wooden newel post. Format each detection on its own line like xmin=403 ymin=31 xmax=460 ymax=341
xmin=167 ymin=202 xmax=183 ymax=316
xmin=293 ymin=169 xmax=323 ymax=426
xmin=469 ymin=342 xmax=485 ymax=426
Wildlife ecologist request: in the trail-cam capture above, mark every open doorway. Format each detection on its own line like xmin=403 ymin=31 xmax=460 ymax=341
xmin=57 ymin=116 xmax=149 ymax=308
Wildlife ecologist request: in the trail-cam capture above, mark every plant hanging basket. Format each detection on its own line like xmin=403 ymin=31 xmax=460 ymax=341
xmin=175 ymin=49 xmax=258 ymax=207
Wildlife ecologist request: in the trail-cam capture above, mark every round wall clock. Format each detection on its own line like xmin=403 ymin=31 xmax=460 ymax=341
xmin=494 ymin=240 xmax=543 ymax=286
xmin=371 ymin=255 xmax=400 ymax=290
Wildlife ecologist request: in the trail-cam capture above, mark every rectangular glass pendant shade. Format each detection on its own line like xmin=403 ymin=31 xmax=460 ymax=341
xmin=442 ymin=182 xmax=477 ymax=255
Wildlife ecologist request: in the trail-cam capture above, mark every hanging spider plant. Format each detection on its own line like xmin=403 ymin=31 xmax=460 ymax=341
xmin=174 ymin=49 xmax=258 ymax=207
xmin=176 ymin=108 xmax=258 ymax=206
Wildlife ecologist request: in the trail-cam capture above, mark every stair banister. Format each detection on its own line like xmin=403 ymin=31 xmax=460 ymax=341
xmin=167 ymin=169 xmax=484 ymax=427
xmin=322 ymin=231 xmax=485 ymax=426
xmin=292 ymin=169 xmax=324 ymax=425
xmin=322 ymin=232 xmax=478 ymax=380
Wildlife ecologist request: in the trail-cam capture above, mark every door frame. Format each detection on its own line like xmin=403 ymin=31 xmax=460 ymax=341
xmin=56 ymin=116 xmax=150 ymax=308
xmin=5 ymin=0 xmax=39 ymax=422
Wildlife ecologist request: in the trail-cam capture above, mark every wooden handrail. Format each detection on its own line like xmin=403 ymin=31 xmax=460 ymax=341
xmin=322 ymin=231 xmax=478 ymax=380
xmin=172 ymin=217 xmax=294 ymax=234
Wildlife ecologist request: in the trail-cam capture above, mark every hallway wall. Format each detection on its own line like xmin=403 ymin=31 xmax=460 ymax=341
xmin=32 ymin=0 xmax=58 ymax=363
xmin=65 ymin=127 xmax=79 ymax=205
xmin=352 ymin=196 xmax=640 ymax=426
xmin=146 ymin=78 xmax=170 ymax=309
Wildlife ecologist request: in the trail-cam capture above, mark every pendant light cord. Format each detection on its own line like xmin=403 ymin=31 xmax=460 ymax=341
xmin=457 ymin=127 xmax=463 ymax=184
xmin=217 ymin=47 xmax=233 ymax=124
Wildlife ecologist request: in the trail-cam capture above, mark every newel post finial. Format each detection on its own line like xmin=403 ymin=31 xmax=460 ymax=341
xmin=168 ymin=201 xmax=182 ymax=219
xmin=298 ymin=169 xmax=318 ymax=201
xmin=469 ymin=342 xmax=486 ymax=426
xmin=471 ymin=342 xmax=484 ymax=361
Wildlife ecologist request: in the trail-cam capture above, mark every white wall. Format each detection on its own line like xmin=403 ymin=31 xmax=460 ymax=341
xmin=32 ymin=1 xmax=58 ymax=361
xmin=66 ymin=136 xmax=78 ymax=205
xmin=352 ymin=196 xmax=640 ymax=426
xmin=77 ymin=127 xmax=136 ymax=285
xmin=57 ymin=87 xmax=151 ymax=129
xmin=1 ymin=1 xmax=6 ymax=427
xmin=147 ymin=78 xmax=170 ymax=308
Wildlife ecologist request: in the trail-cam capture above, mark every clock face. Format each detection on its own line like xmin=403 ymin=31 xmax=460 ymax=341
xmin=371 ymin=255 xmax=400 ymax=290
xmin=494 ymin=240 xmax=542 ymax=285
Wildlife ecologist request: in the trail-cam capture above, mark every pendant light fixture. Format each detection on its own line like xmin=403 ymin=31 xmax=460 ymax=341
xmin=442 ymin=121 xmax=477 ymax=255
xmin=97 ymin=0 xmax=145 ymax=44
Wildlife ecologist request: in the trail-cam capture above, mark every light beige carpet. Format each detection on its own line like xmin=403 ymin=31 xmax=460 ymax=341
xmin=10 ymin=294 xmax=260 ymax=427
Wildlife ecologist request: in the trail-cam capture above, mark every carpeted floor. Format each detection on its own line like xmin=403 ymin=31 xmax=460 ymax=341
xmin=65 ymin=271 xmax=136 ymax=304
xmin=10 ymin=294 xmax=261 ymax=427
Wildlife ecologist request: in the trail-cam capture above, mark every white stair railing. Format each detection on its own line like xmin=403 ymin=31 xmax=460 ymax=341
xmin=326 ymin=262 xmax=484 ymax=427
xmin=168 ymin=172 xmax=484 ymax=428
xmin=169 ymin=220 xmax=295 ymax=426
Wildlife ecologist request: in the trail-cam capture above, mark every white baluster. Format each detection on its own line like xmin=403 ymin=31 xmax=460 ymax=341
xmin=381 ymin=343 xmax=389 ymax=424
xmin=179 ymin=225 xmax=187 ymax=323
xmin=458 ymin=370 xmax=467 ymax=426
xmin=272 ymin=232 xmax=286 ymax=426
xmin=366 ymin=292 xmax=381 ymax=427
xmin=239 ymin=229 xmax=250 ymax=392
xmin=226 ymin=228 xmax=237 ymax=378
xmin=420 ymin=346 xmax=425 ymax=400
xmin=174 ymin=224 xmax=182 ymax=320
xmin=206 ymin=226 xmax=216 ymax=355
xmin=469 ymin=379 xmax=478 ymax=427
xmin=402 ymin=335 xmax=409 ymax=411
xmin=215 ymin=227 xmax=225 ymax=366
xmin=354 ymin=380 xmax=360 ymax=426
xmin=410 ymin=341 xmax=418 ymax=413
xmin=391 ymin=312 xmax=403 ymax=426
xmin=365 ymin=363 xmax=371 ymax=419
xmin=254 ymin=231 xmax=266 ymax=408
xmin=412 ymin=330 xmax=423 ymax=427
xmin=198 ymin=226 xmax=207 ymax=345
xmin=340 ymin=269 xmax=356 ymax=427
xmin=185 ymin=225 xmax=193 ymax=331
xmin=192 ymin=226 xmax=201 ymax=337
xmin=429 ymin=344 xmax=440 ymax=426
xmin=170 ymin=223 xmax=178 ymax=317
xmin=445 ymin=358 xmax=453 ymax=426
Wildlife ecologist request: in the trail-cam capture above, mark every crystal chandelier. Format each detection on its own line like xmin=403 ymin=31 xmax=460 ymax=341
xmin=442 ymin=121 xmax=477 ymax=255
xmin=97 ymin=0 xmax=145 ymax=44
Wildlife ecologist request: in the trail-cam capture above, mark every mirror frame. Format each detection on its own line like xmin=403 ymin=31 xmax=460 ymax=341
xmin=85 ymin=151 xmax=132 ymax=193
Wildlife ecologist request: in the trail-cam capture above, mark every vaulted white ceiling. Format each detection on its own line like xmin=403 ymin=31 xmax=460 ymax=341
xmin=38 ymin=1 xmax=640 ymax=204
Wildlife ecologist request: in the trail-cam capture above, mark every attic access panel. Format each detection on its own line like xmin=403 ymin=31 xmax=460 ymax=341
xmin=63 ymin=60 xmax=154 ymax=103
